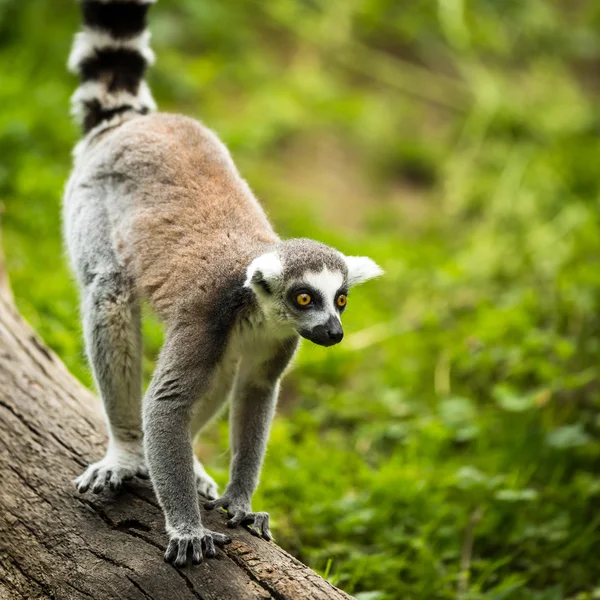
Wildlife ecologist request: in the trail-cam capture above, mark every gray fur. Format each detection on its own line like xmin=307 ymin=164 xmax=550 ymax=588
xmin=65 ymin=0 xmax=382 ymax=567
xmin=67 ymin=184 xmax=147 ymax=493
xmin=278 ymin=238 xmax=348 ymax=281
xmin=205 ymin=337 xmax=298 ymax=539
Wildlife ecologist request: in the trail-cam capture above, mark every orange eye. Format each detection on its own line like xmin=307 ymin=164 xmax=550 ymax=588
xmin=296 ymin=293 xmax=312 ymax=307
xmin=337 ymin=294 xmax=347 ymax=308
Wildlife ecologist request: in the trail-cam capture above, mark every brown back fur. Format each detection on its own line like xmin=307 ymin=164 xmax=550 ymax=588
xmin=80 ymin=113 xmax=278 ymax=321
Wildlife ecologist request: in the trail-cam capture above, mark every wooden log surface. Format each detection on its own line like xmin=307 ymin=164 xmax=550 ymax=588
xmin=0 ymin=249 xmax=352 ymax=600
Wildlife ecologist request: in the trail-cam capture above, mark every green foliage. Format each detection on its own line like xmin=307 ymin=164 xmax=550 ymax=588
xmin=2 ymin=0 xmax=600 ymax=598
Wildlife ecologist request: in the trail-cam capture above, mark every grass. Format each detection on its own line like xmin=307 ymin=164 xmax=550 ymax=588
xmin=2 ymin=0 xmax=600 ymax=598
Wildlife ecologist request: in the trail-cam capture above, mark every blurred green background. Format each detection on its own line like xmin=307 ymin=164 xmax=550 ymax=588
xmin=2 ymin=0 xmax=600 ymax=598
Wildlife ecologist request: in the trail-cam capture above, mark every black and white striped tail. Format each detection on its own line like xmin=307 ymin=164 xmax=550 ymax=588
xmin=69 ymin=0 xmax=157 ymax=134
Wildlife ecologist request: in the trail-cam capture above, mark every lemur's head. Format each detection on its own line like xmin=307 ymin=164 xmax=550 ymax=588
xmin=245 ymin=238 xmax=382 ymax=346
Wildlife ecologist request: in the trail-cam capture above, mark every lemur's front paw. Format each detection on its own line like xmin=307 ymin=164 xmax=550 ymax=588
xmin=165 ymin=527 xmax=231 ymax=567
xmin=193 ymin=459 xmax=218 ymax=500
xmin=204 ymin=495 xmax=273 ymax=541
xmin=75 ymin=445 xmax=148 ymax=494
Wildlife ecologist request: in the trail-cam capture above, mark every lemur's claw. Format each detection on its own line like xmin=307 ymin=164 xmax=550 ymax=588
xmin=201 ymin=488 xmax=218 ymax=501
xmin=229 ymin=511 xmax=273 ymax=541
xmin=204 ymin=496 xmax=272 ymax=539
xmin=204 ymin=498 xmax=225 ymax=511
xmin=165 ymin=529 xmax=231 ymax=567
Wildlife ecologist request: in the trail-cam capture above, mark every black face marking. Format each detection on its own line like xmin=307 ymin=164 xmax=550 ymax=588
xmin=286 ymin=287 xmax=323 ymax=311
xmin=335 ymin=287 xmax=348 ymax=313
xmin=79 ymin=48 xmax=148 ymax=93
xmin=82 ymin=2 xmax=150 ymax=39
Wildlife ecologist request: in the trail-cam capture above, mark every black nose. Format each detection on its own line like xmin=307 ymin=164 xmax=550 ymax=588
xmin=327 ymin=326 xmax=343 ymax=344
xmin=300 ymin=316 xmax=344 ymax=347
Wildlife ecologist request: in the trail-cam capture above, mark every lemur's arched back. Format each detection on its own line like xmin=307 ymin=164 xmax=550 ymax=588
xmin=65 ymin=0 xmax=382 ymax=568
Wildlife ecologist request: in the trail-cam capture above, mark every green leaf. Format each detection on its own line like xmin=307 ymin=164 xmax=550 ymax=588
xmin=547 ymin=424 xmax=591 ymax=449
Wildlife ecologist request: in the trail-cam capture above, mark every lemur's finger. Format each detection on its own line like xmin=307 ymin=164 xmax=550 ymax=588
xmin=261 ymin=523 xmax=273 ymax=541
xmin=191 ymin=538 xmax=203 ymax=564
xmin=137 ymin=466 xmax=150 ymax=480
xmin=108 ymin=471 xmax=122 ymax=491
xmin=205 ymin=498 xmax=228 ymax=511
xmin=211 ymin=532 xmax=231 ymax=546
xmin=75 ymin=479 xmax=90 ymax=493
xmin=202 ymin=536 xmax=216 ymax=558
xmin=247 ymin=524 xmax=262 ymax=538
xmin=254 ymin=513 xmax=272 ymax=541
xmin=174 ymin=540 xmax=190 ymax=568
xmin=204 ymin=488 xmax=217 ymax=501
xmin=76 ymin=467 xmax=98 ymax=493
xmin=92 ymin=473 xmax=106 ymax=494
xmin=227 ymin=511 xmax=248 ymax=528
xmin=164 ymin=539 xmax=178 ymax=563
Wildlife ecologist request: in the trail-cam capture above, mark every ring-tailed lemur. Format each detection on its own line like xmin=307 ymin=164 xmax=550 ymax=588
xmin=65 ymin=0 xmax=382 ymax=567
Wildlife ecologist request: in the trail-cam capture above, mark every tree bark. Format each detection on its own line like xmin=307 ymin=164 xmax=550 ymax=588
xmin=0 ymin=244 xmax=352 ymax=600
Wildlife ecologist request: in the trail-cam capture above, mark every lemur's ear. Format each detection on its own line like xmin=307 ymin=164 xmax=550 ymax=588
xmin=244 ymin=252 xmax=283 ymax=293
xmin=344 ymin=256 xmax=384 ymax=286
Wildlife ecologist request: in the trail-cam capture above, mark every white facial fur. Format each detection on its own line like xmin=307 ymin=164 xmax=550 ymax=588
xmin=303 ymin=268 xmax=344 ymax=325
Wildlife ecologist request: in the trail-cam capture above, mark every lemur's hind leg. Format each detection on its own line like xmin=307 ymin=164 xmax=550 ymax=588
xmin=66 ymin=195 xmax=146 ymax=494
xmin=75 ymin=270 xmax=146 ymax=493
xmin=189 ymin=359 xmax=237 ymax=500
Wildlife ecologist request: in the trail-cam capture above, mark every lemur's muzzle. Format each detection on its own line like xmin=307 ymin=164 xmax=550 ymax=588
xmin=300 ymin=316 xmax=343 ymax=347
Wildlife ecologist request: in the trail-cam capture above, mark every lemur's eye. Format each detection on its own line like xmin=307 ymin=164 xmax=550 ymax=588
xmin=336 ymin=294 xmax=347 ymax=308
xmin=296 ymin=293 xmax=312 ymax=307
